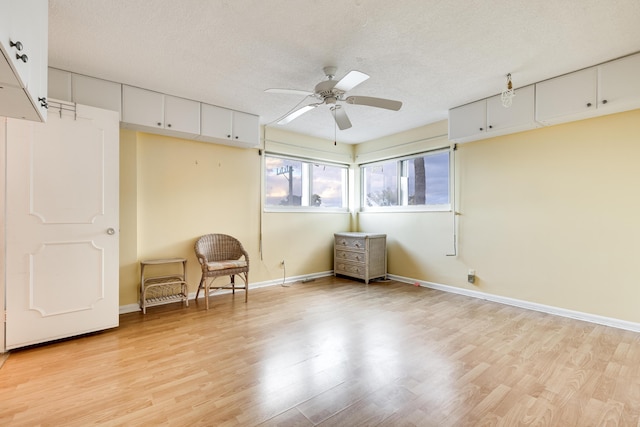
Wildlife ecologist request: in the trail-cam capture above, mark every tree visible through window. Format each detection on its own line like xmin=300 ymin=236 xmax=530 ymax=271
xmin=362 ymin=150 xmax=450 ymax=209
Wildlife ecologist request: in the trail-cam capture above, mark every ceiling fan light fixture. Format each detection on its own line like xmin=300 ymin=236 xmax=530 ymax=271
xmin=501 ymin=73 xmax=515 ymax=108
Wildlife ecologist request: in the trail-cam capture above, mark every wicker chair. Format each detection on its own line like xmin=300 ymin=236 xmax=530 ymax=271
xmin=194 ymin=234 xmax=249 ymax=310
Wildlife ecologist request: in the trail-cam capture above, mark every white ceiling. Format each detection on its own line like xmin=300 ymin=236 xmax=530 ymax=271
xmin=48 ymin=0 xmax=640 ymax=144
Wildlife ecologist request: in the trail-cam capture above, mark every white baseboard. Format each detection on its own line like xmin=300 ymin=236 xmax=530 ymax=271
xmin=118 ymin=271 xmax=334 ymax=315
xmin=388 ymin=274 xmax=640 ymax=333
xmin=121 ymin=271 xmax=640 ymax=333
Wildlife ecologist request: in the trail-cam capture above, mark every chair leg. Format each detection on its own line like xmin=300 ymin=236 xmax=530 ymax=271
xmin=205 ymin=279 xmax=209 ymax=310
xmin=231 ymin=275 xmax=236 ymax=294
xmin=244 ymin=272 xmax=248 ymax=303
xmin=195 ymin=276 xmax=204 ymax=300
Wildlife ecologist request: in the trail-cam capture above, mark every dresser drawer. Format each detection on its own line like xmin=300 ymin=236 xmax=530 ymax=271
xmin=335 ymin=249 xmax=365 ymax=264
xmin=335 ymin=261 xmax=365 ymax=278
xmin=334 ymin=235 xmax=366 ymax=251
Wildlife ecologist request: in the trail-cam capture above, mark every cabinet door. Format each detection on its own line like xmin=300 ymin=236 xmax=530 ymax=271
xmin=73 ymin=74 xmax=122 ymax=117
xmin=535 ymin=67 xmax=597 ymax=124
xmin=164 ymin=95 xmax=200 ymax=136
xmin=0 ymin=0 xmax=35 ymax=89
xmin=232 ymin=111 xmax=259 ymax=147
xmin=200 ymin=103 xmax=233 ymax=140
xmin=122 ymin=85 xmax=164 ymax=130
xmin=598 ymin=53 xmax=640 ymax=114
xmin=486 ymin=84 xmax=535 ymax=132
xmin=448 ymin=99 xmax=486 ymax=142
xmin=0 ymin=84 xmax=42 ymax=121
xmin=0 ymin=0 xmax=48 ymax=122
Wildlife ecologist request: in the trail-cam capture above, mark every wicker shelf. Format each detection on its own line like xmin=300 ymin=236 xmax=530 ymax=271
xmin=140 ymin=258 xmax=189 ymax=314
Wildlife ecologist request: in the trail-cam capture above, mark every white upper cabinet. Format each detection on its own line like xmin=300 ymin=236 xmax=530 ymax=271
xmin=47 ymin=68 xmax=72 ymax=102
xmin=486 ymin=85 xmax=536 ymax=133
xmin=200 ymin=103 xmax=231 ymax=140
xmin=451 ymin=52 xmax=640 ymax=141
xmin=48 ymin=68 xmax=122 ymax=117
xmin=535 ymin=68 xmax=597 ymax=125
xmin=231 ymin=110 xmax=260 ymax=147
xmin=536 ymin=53 xmax=640 ymax=125
xmin=163 ymin=94 xmax=200 ymax=136
xmin=0 ymin=0 xmax=48 ymax=121
xmin=122 ymin=85 xmax=164 ymax=129
xmin=72 ymin=74 xmax=122 ymax=117
xmin=121 ymin=85 xmax=200 ymax=138
xmin=448 ymin=99 xmax=486 ymax=142
xmin=597 ymin=53 xmax=640 ymax=115
xmin=199 ymin=103 xmax=259 ymax=148
xmin=449 ymin=85 xmax=536 ymax=143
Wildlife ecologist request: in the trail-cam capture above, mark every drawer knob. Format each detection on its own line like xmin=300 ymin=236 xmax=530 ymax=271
xmin=16 ymin=53 xmax=28 ymax=63
xmin=10 ymin=40 xmax=23 ymax=51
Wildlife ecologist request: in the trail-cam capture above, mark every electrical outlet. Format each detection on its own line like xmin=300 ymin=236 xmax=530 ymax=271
xmin=467 ymin=269 xmax=476 ymax=284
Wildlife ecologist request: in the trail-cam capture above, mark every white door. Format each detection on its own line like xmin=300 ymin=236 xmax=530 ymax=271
xmin=5 ymin=102 xmax=119 ymax=350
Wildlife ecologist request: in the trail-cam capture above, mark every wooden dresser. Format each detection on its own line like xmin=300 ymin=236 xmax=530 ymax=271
xmin=334 ymin=232 xmax=387 ymax=284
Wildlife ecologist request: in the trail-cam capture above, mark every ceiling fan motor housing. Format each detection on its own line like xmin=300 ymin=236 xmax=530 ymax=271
xmin=315 ymin=80 xmax=342 ymax=102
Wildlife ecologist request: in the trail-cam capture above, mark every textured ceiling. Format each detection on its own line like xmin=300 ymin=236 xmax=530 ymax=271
xmin=48 ymin=0 xmax=640 ymax=144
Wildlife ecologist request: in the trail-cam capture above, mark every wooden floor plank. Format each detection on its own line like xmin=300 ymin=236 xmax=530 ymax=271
xmin=1 ymin=277 xmax=639 ymax=426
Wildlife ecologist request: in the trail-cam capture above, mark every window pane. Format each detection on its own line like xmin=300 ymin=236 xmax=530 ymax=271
xmin=265 ymin=157 xmax=302 ymax=206
xmin=405 ymin=151 xmax=449 ymax=205
xmin=425 ymin=151 xmax=449 ymax=205
xmin=311 ymin=164 xmax=346 ymax=208
xmin=363 ymin=161 xmax=398 ymax=206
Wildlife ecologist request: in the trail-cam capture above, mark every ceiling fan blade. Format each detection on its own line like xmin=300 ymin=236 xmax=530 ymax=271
xmin=332 ymin=106 xmax=352 ymax=130
xmin=265 ymin=88 xmax=314 ymax=96
xmin=334 ymin=70 xmax=369 ymax=92
xmin=277 ymin=104 xmax=318 ymax=125
xmin=346 ymin=96 xmax=402 ymax=111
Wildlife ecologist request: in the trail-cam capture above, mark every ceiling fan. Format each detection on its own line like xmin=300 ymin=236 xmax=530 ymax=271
xmin=266 ymin=66 xmax=402 ymax=130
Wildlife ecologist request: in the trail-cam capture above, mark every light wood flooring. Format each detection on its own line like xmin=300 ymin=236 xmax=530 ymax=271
xmin=1 ymin=277 xmax=640 ymax=426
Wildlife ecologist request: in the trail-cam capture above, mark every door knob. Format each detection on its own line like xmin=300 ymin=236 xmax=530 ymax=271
xmin=107 ymin=228 xmax=116 ymax=235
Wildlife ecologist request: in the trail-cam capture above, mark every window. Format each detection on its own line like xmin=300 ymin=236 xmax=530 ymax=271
xmin=265 ymin=154 xmax=348 ymax=210
xmin=362 ymin=150 xmax=450 ymax=210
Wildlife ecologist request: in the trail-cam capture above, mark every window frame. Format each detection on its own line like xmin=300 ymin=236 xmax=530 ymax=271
xmin=264 ymin=153 xmax=349 ymax=213
xmin=360 ymin=148 xmax=451 ymax=213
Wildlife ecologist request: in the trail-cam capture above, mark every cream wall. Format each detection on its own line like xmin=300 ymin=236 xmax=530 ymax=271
xmin=120 ymin=109 xmax=640 ymax=325
xmin=119 ymin=127 xmax=352 ymax=306
xmin=357 ymin=109 xmax=640 ymax=323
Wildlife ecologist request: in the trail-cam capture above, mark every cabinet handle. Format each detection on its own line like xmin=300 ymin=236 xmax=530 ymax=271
xmin=479 ymin=127 xmax=483 ymax=131
xmin=235 ymin=136 xmax=239 ymax=139
xmin=9 ymin=40 xmax=23 ymax=51
xmin=38 ymin=97 xmax=48 ymax=109
xmin=602 ymin=99 xmax=608 ymax=105
xmin=586 ymin=102 xmax=592 ymax=107
xmin=488 ymin=125 xmax=493 ymax=129
xmin=167 ymin=123 xmax=172 ymax=128
xmin=227 ymin=134 xmax=231 ymax=138
xmin=157 ymin=122 xmax=162 ymax=126
xmin=16 ymin=53 xmax=28 ymax=63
